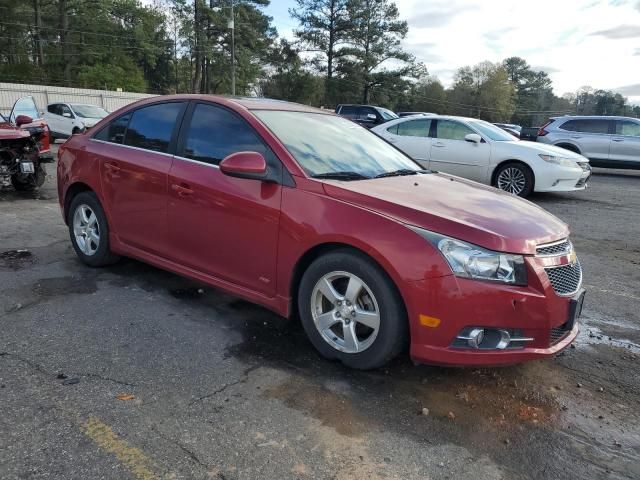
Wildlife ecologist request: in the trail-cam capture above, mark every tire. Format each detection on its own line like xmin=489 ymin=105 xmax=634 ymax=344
xmin=494 ymin=162 xmax=534 ymax=197
xmin=67 ymin=191 xmax=120 ymax=267
xmin=298 ymin=249 xmax=408 ymax=370
xmin=72 ymin=127 xmax=81 ymax=135
xmin=11 ymin=165 xmax=46 ymax=191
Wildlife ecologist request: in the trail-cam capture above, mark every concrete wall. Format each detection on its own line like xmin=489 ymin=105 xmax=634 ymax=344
xmin=0 ymin=82 xmax=156 ymax=116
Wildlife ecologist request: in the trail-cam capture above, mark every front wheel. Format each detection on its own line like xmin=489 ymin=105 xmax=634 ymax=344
xmin=68 ymin=191 xmax=120 ymax=267
xmin=494 ymin=162 xmax=534 ymax=197
xmin=298 ymin=250 xmax=407 ymax=370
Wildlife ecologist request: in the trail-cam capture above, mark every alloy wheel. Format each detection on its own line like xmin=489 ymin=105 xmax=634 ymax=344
xmin=497 ymin=167 xmax=527 ymax=195
xmin=311 ymin=271 xmax=381 ymax=353
xmin=73 ymin=204 xmax=100 ymax=256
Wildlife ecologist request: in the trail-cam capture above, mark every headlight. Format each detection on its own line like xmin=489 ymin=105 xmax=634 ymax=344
xmin=539 ymin=154 xmax=577 ymax=168
xmin=409 ymin=227 xmax=528 ymax=285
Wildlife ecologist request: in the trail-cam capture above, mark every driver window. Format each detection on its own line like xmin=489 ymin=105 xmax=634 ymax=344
xmin=436 ymin=120 xmax=474 ymax=141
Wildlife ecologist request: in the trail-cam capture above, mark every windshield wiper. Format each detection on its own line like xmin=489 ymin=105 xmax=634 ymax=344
xmin=374 ymin=169 xmax=429 ymax=179
xmin=311 ymin=171 xmax=371 ymax=181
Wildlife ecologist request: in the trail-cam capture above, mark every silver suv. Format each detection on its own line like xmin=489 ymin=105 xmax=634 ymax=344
xmin=537 ymin=116 xmax=640 ymax=169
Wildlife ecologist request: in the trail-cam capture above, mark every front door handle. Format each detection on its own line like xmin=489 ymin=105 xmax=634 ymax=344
xmin=171 ymin=183 xmax=194 ymax=197
xmin=433 ymin=142 xmax=445 ymax=147
xmin=612 ymin=138 xmax=624 ymax=142
xmin=570 ymin=135 xmax=582 ymax=139
xmin=104 ymin=162 xmax=121 ymax=172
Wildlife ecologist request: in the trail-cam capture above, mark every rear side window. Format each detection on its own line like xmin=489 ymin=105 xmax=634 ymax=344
xmin=339 ymin=106 xmax=356 ymax=117
xmin=435 ymin=120 xmax=474 ymax=141
xmin=94 ymin=113 xmax=131 ymax=144
xmin=560 ymin=119 xmax=611 ymax=134
xmin=397 ymin=119 xmax=431 ymax=137
xmin=123 ymin=102 xmax=184 ymax=153
xmin=616 ymin=120 xmax=640 ymax=137
xmin=181 ymin=103 xmax=267 ymax=165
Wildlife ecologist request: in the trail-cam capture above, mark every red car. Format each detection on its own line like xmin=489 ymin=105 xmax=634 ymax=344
xmin=57 ymin=95 xmax=584 ymax=369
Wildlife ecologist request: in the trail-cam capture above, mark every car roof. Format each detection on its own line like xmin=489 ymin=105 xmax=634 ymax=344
xmin=121 ymin=94 xmax=332 ymax=115
xmin=550 ymin=115 xmax=636 ymax=121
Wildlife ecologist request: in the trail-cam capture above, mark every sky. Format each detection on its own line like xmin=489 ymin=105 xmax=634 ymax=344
xmin=264 ymin=0 xmax=640 ymax=104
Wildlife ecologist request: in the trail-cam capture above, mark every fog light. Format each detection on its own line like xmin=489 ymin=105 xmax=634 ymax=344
xmin=467 ymin=328 xmax=485 ymax=349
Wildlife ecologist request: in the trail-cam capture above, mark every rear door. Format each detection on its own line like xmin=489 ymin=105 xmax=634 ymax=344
xmin=94 ymin=101 xmax=186 ymax=256
xmin=610 ymin=119 xmax=640 ymax=166
xmin=428 ymin=119 xmax=491 ymax=182
xmin=558 ymin=118 xmax=613 ymax=161
xmin=167 ymin=102 xmax=283 ymax=296
xmin=383 ymin=118 xmax=432 ymax=167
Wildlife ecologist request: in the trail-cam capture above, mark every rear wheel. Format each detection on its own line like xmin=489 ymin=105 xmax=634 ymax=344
xmin=298 ymin=250 xmax=407 ymax=370
xmin=494 ymin=162 xmax=534 ymax=197
xmin=68 ymin=191 xmax=120 ymax=267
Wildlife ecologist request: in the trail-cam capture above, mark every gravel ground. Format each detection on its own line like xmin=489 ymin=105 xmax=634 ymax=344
xmin=1 ymin=149 xmax=639 ymax=480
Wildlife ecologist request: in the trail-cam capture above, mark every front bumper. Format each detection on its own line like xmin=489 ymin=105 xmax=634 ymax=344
xmin=405 ymin=257 xmax=581 ymax=366
xmin=534 ymin=162 xmax=591 ymax=192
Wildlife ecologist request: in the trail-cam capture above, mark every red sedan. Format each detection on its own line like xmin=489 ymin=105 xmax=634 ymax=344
xmin=57 ymin=95 xmax=584 ymax=369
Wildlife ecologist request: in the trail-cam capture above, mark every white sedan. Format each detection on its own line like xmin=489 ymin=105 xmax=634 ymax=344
xmin=372 ymin=115 xmax=591 ymax=197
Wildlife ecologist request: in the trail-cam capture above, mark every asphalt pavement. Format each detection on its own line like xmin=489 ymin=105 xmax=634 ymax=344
xmin=1 ymin=147 xmax=639 ymax=480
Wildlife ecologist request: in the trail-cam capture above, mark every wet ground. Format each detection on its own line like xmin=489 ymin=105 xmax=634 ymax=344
xmin=1 ymin=150 xmax=639 ymax=479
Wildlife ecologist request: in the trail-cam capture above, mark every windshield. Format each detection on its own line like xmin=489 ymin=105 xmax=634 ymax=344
xmin=378 ymin=108 xmax=398 ymax=121
xmin=469 ymin=120 xmax=517 ymax=141
xmin=254 ymin=111 xmax=421 ymax=177
xmin=71 ymin=104 xmax=109 ymax=119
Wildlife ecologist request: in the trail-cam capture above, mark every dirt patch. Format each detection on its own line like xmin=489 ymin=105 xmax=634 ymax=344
xmin=32 ymin=276 xmax=97 ymax=297
xmin=262 ymin=375 xmax=371 ymax=437
xmin=0 ymin=249 xmax=35 ymax=270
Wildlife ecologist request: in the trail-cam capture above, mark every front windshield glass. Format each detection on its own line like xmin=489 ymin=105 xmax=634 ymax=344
xmin=254 ymin=110 xmax=421 ymax=177
xmin=379 ymin=108 xmax=398 ymax=120
xmin=469 ymin=120 xmax=518 ymax=141
xmin=71 ymin=104 xmax=109 ymax=119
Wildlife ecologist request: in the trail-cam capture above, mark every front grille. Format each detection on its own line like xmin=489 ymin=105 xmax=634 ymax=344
xmin=536 ymin=239 xmax=571 ymax=256
xmin=545 ymin=260 xmax=582 ymax=296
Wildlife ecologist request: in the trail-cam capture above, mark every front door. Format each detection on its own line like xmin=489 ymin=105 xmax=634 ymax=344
xmin=95 ymin=101 xmax=186 ymax=256
xmin=167 ymin=102 xmax=282 ymax=297
xmin=610 ymin=119 xmax=640 ymax=166
xmin=428 ymin=119 xmax=491 ymax=182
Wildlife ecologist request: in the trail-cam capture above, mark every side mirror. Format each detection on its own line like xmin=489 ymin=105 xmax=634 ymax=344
xmin=366 ymin=113 xmax=377 ymax=121
xmin=15 ymin=115 xmax=33 ymax=127
xmin=63 ymin=112 xmax=72 ymax=118
xmin=465 ymin=133 xmax=482 ymax=144
xmin=220 ymin=151 xmax=268 ymax=181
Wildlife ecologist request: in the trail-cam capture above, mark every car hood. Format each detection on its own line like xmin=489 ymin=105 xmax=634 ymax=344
xmin=0 ymin=121 xmax=31 ymax=140
xmin=322 ymin=173 xmax=568 ymax=255
xmin=501 ymin=140 xmax=587 ymax=160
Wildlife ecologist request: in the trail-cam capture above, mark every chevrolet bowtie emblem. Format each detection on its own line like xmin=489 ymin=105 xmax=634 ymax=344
xmin=569 ymin=250 xmax=577 ymax=264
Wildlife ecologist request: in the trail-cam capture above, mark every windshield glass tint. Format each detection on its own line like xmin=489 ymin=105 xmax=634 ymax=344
xmin=469 ymin=120 xmax=517 ymax=141
xmin=254 ymin=111 xmax=420 ymax=177
xmin=71 ymin=104 xmax=109 ymax=119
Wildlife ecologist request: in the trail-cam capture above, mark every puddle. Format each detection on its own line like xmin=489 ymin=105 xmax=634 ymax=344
xmin=0 ymin=249 xmax=35 ymax=270
xmin=32 ymin=275 xmax=97 ymax=297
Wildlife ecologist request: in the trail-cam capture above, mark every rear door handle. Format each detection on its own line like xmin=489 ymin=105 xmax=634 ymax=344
xmin=433 ymin=142 xmax=445 ymax=147
xmin=171 ymin=183 xmax=194 ymax=196
xmin=104 ymin=162 xmax=121 ymax=172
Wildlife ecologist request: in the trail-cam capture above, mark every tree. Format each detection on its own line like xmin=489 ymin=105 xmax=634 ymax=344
xmin=343 ymin=0 xmax=418 ymax=104
xmin=290 ymin=0 xmax=353 ymax=104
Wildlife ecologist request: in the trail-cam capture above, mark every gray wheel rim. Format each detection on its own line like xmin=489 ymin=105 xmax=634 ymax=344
xmin=311 ymin=271 xmax=380 ymax=354
xmin=73 ymin=204 xmax=100 ymax=256
xmin=497 ymin=167 xmax=526 ymax=195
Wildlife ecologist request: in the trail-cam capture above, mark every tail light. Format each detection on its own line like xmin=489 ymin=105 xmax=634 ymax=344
xmin=537 ymin=119 xmax=554 ymax=137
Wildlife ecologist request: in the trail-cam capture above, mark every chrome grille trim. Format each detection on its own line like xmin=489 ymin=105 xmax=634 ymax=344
xmin=536 ymin=239 xmax=572 ymax=257
xmin=544 ymin=260 xmax=583 ymax=297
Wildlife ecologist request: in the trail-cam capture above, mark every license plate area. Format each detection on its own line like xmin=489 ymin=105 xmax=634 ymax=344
xmin=20 ymin=162 xmax=35 ymax=174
